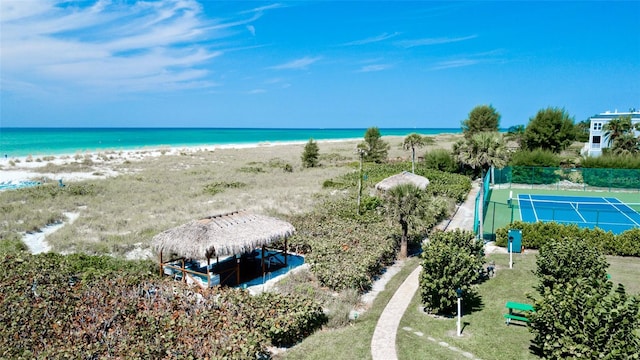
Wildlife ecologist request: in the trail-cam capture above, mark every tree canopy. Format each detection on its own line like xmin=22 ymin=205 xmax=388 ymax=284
xmin=402 ymin=133 xmax=428 ymax=173
xmin=384 ymin=183 xmax=425 ymax=258
xmin=523 ymin=107 xmax=576 ymax=152
xmin=453 ymin=131 xmax=509 ymax=176
xmin=301 ymin=138 xmax=320 ymax=168
xmin=461 ymin=105 xmax=501 ymax=137
xmin=361 ymin=127 xmax=390 ymax=163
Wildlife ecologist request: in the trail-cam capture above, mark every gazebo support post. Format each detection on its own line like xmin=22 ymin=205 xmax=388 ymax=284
xmin=181 ymin=258 xmax=186 ymax=283
xmin=236 ymin=255 xmax=241 ymax=286
xmin=207 ymin=257 xmax=211 ymax=287
xmin=284 ymin=238 xmax=288 ymax=266
xmin=159 ymin=251 xmax=163 ymax=277
xmin=262 ymin=245 xmax=266 ymax=276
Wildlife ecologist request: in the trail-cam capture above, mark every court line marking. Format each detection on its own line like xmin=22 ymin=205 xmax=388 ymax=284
xmin=603 ymin=198 xmax=640 ymax=227
xmin=570 ymin=202 xmax=588 ymax=223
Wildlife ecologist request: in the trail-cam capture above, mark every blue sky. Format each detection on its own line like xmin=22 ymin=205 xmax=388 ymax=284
xmin=1 ymin=1 xmax=639 ymax=128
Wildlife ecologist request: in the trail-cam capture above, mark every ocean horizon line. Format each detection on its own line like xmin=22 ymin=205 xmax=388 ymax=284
xmin=1 ymin=127 xmax=463 ymax=157
xmin=1 ymin=126 xmax=462 ymax=130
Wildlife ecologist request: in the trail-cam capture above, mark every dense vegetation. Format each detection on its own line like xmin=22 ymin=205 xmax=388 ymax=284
xmin=529 ymin=238 xmax=640 ymax=358
xmin=0 ymin=252 xmax=326 ymax=358
xmin=523 ymin=107 xmax=576 ymax=153
xmin=495 ymin=221 xmax=640 ymax=256
xmin=288 ymin=161 xmax=470 ymax=291
xmin=419 ymin=229 xmax=484 ymax=314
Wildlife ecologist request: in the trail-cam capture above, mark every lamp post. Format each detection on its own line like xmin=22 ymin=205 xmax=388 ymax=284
xmin=355 ymin=145 xmax=367 ymax=215
xmin=509 ymin=236 xmax=513 ymax=269
xmin=456 ymin=288 xmax=463 ymax=336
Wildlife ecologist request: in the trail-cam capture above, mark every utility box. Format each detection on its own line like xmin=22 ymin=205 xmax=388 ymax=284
xmin=507 ymin=229 xmax=522 ymax=253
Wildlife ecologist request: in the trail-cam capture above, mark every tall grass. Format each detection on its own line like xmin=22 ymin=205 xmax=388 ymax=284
xmin=1 ymin=137 xmax=454 ymax=256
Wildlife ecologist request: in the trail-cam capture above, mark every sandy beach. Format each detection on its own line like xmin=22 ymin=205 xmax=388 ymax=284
xmin=0 ymin=134 xmax=461 ymax=258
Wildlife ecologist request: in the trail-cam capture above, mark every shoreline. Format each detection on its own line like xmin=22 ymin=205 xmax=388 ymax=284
xmin=1 ymin=128 xmax=463 ymax=158
xmin=0 ymin=135 xmax=432 ymax=185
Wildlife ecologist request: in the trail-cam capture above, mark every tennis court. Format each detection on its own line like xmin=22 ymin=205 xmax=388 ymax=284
xmin=514 ymin=194 xmax=640 ymax=234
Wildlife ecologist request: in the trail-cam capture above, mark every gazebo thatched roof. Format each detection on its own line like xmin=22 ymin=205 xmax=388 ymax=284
xmin=375 ymin=171 xmax=430 ymax=192
xmin=152 ymin=210 xmax=295 ymax=259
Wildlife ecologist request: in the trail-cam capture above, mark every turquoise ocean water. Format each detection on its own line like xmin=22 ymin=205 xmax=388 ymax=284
xmin=0 ymin=128 xmax=460 ymax=157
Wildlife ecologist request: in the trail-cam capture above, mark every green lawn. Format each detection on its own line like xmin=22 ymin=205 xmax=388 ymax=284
xmin=277 ymin=250 xmax=640 ymax=360
xmin=276 ymin=256 xmax=421 ymax=360
xmin=397 ymin=253 xmax=640 ymax=360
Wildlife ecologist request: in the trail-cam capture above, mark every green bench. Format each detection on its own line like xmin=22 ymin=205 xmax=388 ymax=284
xmin=504 ymin=301 xmax=534 ymax=325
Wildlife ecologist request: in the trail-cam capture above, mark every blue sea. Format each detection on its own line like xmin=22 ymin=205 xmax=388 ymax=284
xmin=0 ymin=128 xmax=461 ymax=157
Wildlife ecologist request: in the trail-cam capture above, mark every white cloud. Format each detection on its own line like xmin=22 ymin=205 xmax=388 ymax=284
xmin=342 ymin=32 xmax=400 ymax=46
xmin=396 ymin=35 xmax=477 ymax=48
xmin=248 ymin=88 xmax=266 ymax=94
xmin=269 ymin=56 xmax=321 ymax=70
xmin=0 ymin=0 xmax=235 ymax=95
xmin=240 ymin=3 xmax=285 ymax=15
xmin=247 ymin=25 xmax=256 ymax=36
xmin=430 ymin=59 xmax=479 ymax=70
xmin=357 ymin=64 xmax=392 ymax=73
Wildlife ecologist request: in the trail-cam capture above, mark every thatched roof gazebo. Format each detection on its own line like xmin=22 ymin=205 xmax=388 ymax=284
xmin=375 ymin=171 xmax=430 ymax=192
xmin=152 ymin=210 xmax=296 ymax=287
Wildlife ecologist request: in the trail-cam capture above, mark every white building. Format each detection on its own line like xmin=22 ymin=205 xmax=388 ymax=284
xmin=585 ymin=109 xmax=640 ymax=157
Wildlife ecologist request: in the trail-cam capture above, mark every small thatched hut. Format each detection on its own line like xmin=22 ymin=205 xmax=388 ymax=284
xmin=152 ymin=210 xmax=295 ymax=287
xmin=375 ymin=171 xmax=430 ymax=192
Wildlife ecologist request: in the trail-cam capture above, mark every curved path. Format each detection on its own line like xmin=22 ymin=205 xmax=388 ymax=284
xmin=371 ymin=182 xmax=480 ymax=360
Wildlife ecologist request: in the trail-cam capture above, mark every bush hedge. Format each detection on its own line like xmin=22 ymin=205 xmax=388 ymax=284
xmin=293 ymin=162 xmax=469 ymax=292
xmin=419 ymin=229 xmax=485 ymax=315
xmin=529 ymin=238 xmax=640 ymax=358
xmin=495 ymin=221 xmax=640 ymax=256
xmin=0 ymin=252 xmax=326 ymax=358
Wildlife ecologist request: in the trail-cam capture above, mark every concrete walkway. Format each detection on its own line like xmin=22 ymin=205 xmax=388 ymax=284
xmin=371 ymin=182 xmax=480 ymax=360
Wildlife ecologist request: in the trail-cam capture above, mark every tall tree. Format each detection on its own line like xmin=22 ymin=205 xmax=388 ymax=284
xmin=452 ymin=131 xmax=509 ymax=176
xmin=384 ymin=183 xmax=425 ymax=258
xmin=461 ymin=105 xmax=501 ymax=138
xmin=523 ymin=107 xmax=576 ymax=152
xmin=301 ymin=138 xmax=320 ymax=167
xmin=403 ymin=133 xmax=426 ymax=173
xmin=602 ymin=115 xmax=632 ymax=147
xmin=360 ymin=127 xmax=390 ymax=163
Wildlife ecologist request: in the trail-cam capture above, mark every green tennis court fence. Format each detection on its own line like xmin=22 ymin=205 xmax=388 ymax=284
xmin=473 ymin=171 xmax=491 ymax=234
xmin=493 ymin=166 xmax=640 ymax=191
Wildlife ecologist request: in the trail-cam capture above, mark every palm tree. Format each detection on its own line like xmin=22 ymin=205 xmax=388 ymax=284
xmin=603 ymin=116 xmax=632 ymax=147
xmin=453 ymin=131 xmax=509 ymax=176
xmin=384 ymin=183 xmax=425 ymax=258
xmin=612 ymin=133 xmax=640 ymax=155
xmin=403 ymin=133 xmax=426 ymax=173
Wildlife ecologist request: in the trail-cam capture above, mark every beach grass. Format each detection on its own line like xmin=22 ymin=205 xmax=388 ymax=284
xmin=1 ymin=136 xmax=457 ymax=256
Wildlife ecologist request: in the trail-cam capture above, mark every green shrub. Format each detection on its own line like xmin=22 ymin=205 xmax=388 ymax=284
xmin=529 ymin=239 xmax=640 ymax=358
xmin=203 ymin=181 xmax=247 ymax=195
xmin=0 ymin=252 xmax=326 ymax=358
xmin=495 ymin=221 xmax=640 ymax=256
xmin=419 ymin=229 xmax=484 ymax=315
xmin=252 ymin=292 xmax=327 ymax=347
xmin=302 ymin=138 xmax=320 ymax=168
xmin=533 ymin=237 xmax=608 ymax=293
xmin=423 ymin=148 xmax=458 ymax=173
xmin=509 ymin=149 xmax=561 ymax=167
xmin=582 ymin=154 xmax=640 ymax=169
